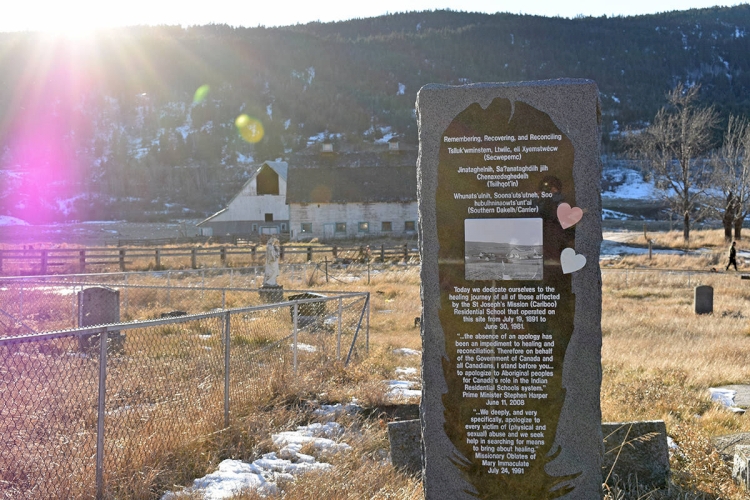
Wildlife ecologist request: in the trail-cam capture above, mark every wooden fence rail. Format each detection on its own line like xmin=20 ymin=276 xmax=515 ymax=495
xmin=0 ymin=243 xmax=418 ymax=276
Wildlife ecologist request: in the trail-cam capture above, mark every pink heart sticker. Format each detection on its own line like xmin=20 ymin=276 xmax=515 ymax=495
xmin=557 ymin=203 xmax=583 ymax=229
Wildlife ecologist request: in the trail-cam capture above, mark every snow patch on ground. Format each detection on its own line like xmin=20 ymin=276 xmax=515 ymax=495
xmin=393 ymin=347 xmax=420 ymax=356
xmin=312 ymin=401 xmax=361 ymax=418
xmin=162 ymin=422 xmax=350 ymax=499
xmin=294 ymin=342 xmax=317 ymax=353
xmin=0 ymin=215 xmax=30 ymax=226
xmin=602 ymin=208 xmax=639 ymax=221
xmin=602 ymin=166 xmax=658 ymax=200
xmin=387 ymin=380 xmax=421 ymax=400
xmin=709 ymin=387 xmax=745 ymax=413
xmin=395 ymin=367 xmax=417 ymax=378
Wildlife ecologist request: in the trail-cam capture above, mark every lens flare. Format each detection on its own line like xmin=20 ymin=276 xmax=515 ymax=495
xmin=193 ymin=84 xmax=210 ymax=104
xmin=235 ymin=114 xmax=264 ymax=143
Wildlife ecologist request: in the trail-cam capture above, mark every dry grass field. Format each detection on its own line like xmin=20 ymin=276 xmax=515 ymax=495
xmin=6 ymin=229 xmax=750 ymax=498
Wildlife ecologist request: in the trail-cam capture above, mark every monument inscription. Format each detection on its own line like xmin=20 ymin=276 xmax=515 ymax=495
xmin=418 ymin=80 xmax=602 ymax=499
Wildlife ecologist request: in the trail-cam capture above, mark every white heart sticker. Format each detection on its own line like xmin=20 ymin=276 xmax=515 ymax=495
xmin=561 ymin=248 xmax=586 ymax=274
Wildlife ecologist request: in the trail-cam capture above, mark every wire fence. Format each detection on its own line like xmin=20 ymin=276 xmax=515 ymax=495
xmin=601 ymin=267 xmax=748 ymax=290
xmin=0 ymin=280 xmax=369 ymax=499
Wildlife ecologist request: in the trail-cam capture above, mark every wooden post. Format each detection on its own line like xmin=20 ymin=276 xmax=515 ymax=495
xmin=155 ymin=249 xmax=161 ymax=269
xmin=332 ymin=246 xmax=338 ymax=259
xmin=279 ymin=245 xmax=285 ymax=261
xmin=191 ymin=248 xmax=197 ymax=269
xmin=0 ymin=250 xmax=3 ymax=274
xmin=79 ymin=250 xmax=86 ymax=273
xmin=403 ymin=243 xmax=408 ymax=263
xmin=307 ymin=247 xmax=312 ymax=262
xmin=41 ymin=250 xmax=48 ymax=275
xmin=325 ymin=257 xmax=329 ymax=283
xmin=380 ymin=244 xmax=385 ymax=262
xmin=251 ymin=245 xmax=257 ymax=264
xmin=220 ymin=247 xmax=227 ymax=266
xmin=119 ymin=249 xmax=126 ymax=271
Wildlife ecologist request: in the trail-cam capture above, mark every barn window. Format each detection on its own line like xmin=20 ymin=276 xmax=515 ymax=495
xmin=404 ymin=221 xmax=416 ymax=232
xmin=301 ymin=223 xmax=312 ymax=233
xmin=335 ymin=222 xmax=346 ymax=233
xmin=381 ymin=221 xmax=392 ymax=232
xmin=256 ymin=166 xmax=280 ymax=195
xmin=358 ymin=222 xmax=369 ymax=233
xmin=265 ymin=213 xmax=273 ymax=222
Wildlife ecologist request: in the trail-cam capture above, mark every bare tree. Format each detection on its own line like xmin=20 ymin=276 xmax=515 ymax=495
xmin=631 ymin=83 xmax=719 ymax=242
xmin=709 ymin=114 xmax=750 ymax=241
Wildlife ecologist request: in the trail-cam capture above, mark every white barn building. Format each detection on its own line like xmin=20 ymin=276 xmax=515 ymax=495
xmin=197 ymin=161 xmax=289 ymax=237
xmin=286 ymin=165 xmax=417 ymax=240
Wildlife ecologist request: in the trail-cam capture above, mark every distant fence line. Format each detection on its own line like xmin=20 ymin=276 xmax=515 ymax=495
xmin=0 ymin=283 xmax=370 ymax=498
xmin=0 ymin=243 xmax=420 ymax=276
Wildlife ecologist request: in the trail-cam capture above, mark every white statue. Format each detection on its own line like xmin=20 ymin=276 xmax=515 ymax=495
xmin=264 ymin=237 xmax=280 ymax=286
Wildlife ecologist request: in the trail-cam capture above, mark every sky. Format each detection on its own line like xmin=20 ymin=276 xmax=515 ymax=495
xmin=2 ymin=0 xmax=748 ymax=34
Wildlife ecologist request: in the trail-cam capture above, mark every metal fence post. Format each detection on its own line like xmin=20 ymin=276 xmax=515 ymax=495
xmin=19 ymin=282 xmax=23 ymax=319
xmin=224 ymin=311 xmax=231 ymax=428
xmin=95 ymin=328 xmax=109 ymax=500
xmin=124 ymin=274 xmax=129 ymax=316
xmin=365 ymin=293 xmax=370 ymax=354
xmin=293 ymin=302 xmax=298 ymax=376
xmin=72 ymin=286 xmax=78 ymax=328
xmin=337 ymin=297 xmax=343 ymax=360
xmin=167 ymin=271 xmax=171 ymax=307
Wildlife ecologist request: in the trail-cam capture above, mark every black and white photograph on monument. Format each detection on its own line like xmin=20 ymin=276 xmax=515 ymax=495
xmin=464 ymin=218 xmax=543 ymax=280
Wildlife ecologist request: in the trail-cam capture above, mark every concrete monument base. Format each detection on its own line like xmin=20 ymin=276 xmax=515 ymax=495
xmin=259 ymin=284 xmax=284 ymax=303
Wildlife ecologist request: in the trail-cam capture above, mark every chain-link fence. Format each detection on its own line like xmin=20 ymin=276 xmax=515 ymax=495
xmin=0 ymin=282 xmax=369 ymax=499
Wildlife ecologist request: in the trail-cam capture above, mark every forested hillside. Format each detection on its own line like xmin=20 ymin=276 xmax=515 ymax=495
xmin=2 ymin=5 xmax=750 ymax=222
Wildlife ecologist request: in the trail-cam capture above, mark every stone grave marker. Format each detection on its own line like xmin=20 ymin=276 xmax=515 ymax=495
xmin=601 ymin=420 xmax=669 ymax=489
xmin=77 ymin=286 xmax=124 ymax=352
xmin=417 ymin=80 xmax=603 ymax=499
xmin=694 ymin=285 xmax=713 ymax=315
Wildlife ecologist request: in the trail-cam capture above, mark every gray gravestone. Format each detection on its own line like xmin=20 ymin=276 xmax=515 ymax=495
xmin=388 ymin=419 xmax=423 ymax=475
xmin=417 ymin=80 xmax=602 ymax=499
xmin=694 ymin=285 xmax=713 ymax=315
xmin=77 ymin=286 xmax=123 ymax=352
xmin=602 ymin=420 xmax=669 ymax=489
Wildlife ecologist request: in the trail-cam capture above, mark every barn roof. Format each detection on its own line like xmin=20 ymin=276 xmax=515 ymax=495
xmin=286 ymin=165 xmax=417 ymax=204
xmin=262 ymin=161 xmax=288 ymax=181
